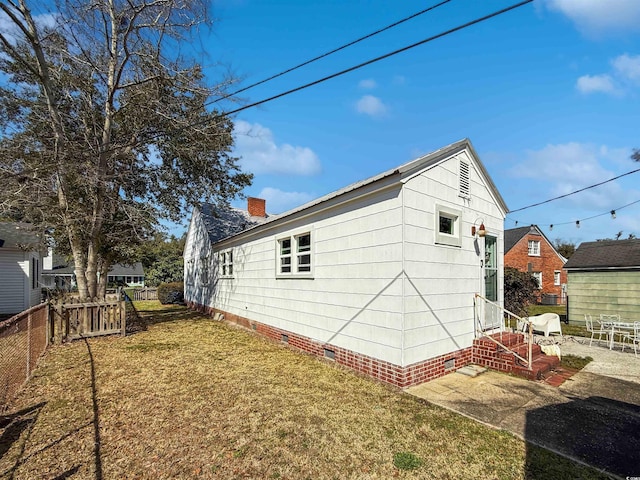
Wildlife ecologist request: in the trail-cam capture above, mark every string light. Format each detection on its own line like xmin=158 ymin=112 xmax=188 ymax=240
xmin=507 ymin=199 xmax=640 ymax=232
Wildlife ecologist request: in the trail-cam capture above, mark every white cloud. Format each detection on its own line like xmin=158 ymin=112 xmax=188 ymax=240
xmin=233 ymin=120 xmax=321 ymax=176
xmin=612 ymin=53 xmax=640 ymax=83
xmin=544 ymin=0 xmax=640 ymax=34
xmin=355 ymin=95 xmax=387 ymax=117
xmin=575 ymin=74 xmax=618 ymax=95
xmin=358 ymin=78 xmax=377 ymax=89
xmin=0 ymin=10 xmax=58 ymax=45
xmin=509 ymin=142 xmax=634 ymax=209
xmin=257 ymin=187 xmax=314 ymax=214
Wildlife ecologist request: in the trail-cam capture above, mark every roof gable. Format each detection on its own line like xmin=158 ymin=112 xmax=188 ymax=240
xmin=504 ymin=225 xmax=566 ymax=262
xmin=203 ymin=139 xmax=507 ymax=246
xmin=564 ymin=239 xmax=640 ymax=269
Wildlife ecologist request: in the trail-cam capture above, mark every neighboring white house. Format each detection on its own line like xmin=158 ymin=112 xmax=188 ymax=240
xmin=41 ymin=248 xmax=145 ymax=290
xmin=0 ymin=222 xmax=44 ymax=316
xmin=184 ymin=139 xmax=508 ymax=387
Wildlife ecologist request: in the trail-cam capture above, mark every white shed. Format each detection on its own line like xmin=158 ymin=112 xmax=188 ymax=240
xmin=184 ymin=139 xmax=508 ymax=387
xmin=0 ymin=223 xmax=43 ymax=316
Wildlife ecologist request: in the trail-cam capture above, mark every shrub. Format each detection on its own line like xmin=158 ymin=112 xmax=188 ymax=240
xmin=157 ymin=282 xmax=184 ymax=304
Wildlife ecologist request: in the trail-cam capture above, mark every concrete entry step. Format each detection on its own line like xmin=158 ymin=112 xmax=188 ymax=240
xmin=456 ymin=364 xmax=488 ymax=377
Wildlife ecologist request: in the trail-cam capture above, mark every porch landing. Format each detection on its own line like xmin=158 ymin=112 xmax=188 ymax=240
xmin=472 ymin=332 xmax=560 ymax=380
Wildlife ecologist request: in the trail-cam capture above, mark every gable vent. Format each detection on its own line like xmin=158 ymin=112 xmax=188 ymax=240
xmin=459 ymin=160 xmax=470 ymax=198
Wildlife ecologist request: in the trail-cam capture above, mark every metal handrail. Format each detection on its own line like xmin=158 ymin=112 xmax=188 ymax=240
xmin=474 ymin=293 xmax=533 ymax=370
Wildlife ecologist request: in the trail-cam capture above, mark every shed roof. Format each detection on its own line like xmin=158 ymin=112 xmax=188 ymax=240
xmin=563 ymin=239 xmax=640 ymax=270
xmin=0 ymin=222 xmax=42 ymax=250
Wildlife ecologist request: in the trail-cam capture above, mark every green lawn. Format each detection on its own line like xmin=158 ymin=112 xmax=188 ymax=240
xmin=1 ymin=302 xmax=608 ymax=479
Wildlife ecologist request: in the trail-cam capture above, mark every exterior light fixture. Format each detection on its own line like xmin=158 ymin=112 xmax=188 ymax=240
xmin=471 ymin=219 xmax=486 ymax=237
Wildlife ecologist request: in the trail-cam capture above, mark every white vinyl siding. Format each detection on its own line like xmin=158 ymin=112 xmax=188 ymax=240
xmin=402 ymin=150 xmax=505 ymax=365
xmin=0 ymin=250 xmax=40 ymax=314
xmin=184 ymin=145 xmax=506 ymax=369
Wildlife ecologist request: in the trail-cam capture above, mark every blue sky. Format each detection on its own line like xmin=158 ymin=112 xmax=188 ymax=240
xmin=195 ymin=0 xmax=639 ymax=246
xmin=4 ymin=1 xmax=639 ymax=245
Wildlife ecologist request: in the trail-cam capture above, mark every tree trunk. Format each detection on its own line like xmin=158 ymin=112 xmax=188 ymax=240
xmin=97 ymin=261 xmax=109 ymax=299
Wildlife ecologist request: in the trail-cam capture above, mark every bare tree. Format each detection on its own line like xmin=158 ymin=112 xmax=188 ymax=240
xmin=0 ymin=0 xmax=251 ymax=299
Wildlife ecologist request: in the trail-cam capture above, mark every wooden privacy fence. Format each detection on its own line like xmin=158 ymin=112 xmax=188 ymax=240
xmin=0 ymin=304 xmax=50 ymax=410
xmin=53 ymin=300 xmax=126 ymax=342
xmin=133 ymin=287 xmax=158 ymax=301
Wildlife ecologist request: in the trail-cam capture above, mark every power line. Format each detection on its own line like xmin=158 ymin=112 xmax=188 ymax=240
xmin=207 ymin=0 xmax=453 ymax=107
xmin=508 ymin=167 xmax=640 ymax=214
xmin=92 ymin=0 xmax=533 ymax=156
xmin=223 ymin=0 xmax=534 ymax=117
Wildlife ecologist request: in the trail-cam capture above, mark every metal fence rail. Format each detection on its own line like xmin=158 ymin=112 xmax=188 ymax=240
xmin=0 ymin=304 xmax=50 ymax=410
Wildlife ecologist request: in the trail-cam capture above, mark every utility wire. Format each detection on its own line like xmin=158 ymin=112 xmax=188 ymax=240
xmin=223 ymin=0 xmax=534 ymax=117
xmin=207 ymin=0 xmax=453 ymax=107
xmin=508 ymin=167 xmax=640 ymax=213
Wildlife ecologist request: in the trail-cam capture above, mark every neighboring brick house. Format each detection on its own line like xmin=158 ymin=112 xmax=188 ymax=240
xmin=504 ymin=225 xmax=567 ymax=304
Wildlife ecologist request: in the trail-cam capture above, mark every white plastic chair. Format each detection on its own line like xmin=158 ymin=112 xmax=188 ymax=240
xmin=622 ymin=322 xmax=640 ymax=357
xmin=600 ymin=314 xmax=623 ymax=344
xmin=585 ymin=314 xmax=609 ymax=347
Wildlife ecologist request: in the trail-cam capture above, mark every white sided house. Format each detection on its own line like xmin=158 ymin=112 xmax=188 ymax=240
xmin=184 ymin=139 xmax=508 ymax=387
xmin=0 ymin=223 xmax=44 ymax=316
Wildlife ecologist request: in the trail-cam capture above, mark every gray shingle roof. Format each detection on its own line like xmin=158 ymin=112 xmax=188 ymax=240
xmin=0 ymin=222 xmax=42 ymax=250
xmin=563 ymin=239 xmax=640 ymax=269
xmin=504 ymin=226 xmax=536 ymax=253
xmin=200 ymin=203 xmax=271 ymax=244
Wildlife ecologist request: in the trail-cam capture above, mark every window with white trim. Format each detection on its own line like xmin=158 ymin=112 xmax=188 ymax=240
xmin=219 ymin=249 xmax=233 ymax=277
xmin=532 ymin=271 xmax=542 ymax=289
xmin=554 ymin=270 xmax=561 ymax=286
xmin=277 ymin=232 xmax=313 ymax=276
xmin=435 ymin=204 xmax=462 ymax=247
xmin=528 ymin=240 xmax=540 ymax=256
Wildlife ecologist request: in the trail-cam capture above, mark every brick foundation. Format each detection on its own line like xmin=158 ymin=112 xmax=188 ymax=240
xmin=188 ymin=302 xmax=472 ymax=388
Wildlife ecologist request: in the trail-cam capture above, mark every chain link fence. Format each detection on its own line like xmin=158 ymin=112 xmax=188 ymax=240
xmin=0 ymin=303 xmax=50 ymax=411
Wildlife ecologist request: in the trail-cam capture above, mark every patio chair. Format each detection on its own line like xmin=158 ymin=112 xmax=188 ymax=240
xmin=622 ymin=322 xmax=640 ymax=357
xmin=600 ymin=314 xmax=624 ymax=344
xmin=585 ymin=314 xmax=609 ymax=347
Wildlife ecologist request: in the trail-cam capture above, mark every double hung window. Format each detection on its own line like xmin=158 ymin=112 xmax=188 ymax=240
xmin=277 ymin=232 xmax=312 ymax=277
xmin=219 ymin=249 xmax=233 ymax=277
xmin=528 ymin=240 xmax=540 ymax=256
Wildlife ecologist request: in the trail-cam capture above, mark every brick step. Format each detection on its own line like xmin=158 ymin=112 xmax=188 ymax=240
xmin=498 ymin=343 xmax=542 ymax=362
xmin=511 ymin=354 xmax=561 ymax=380
xmin=473 ymin=332 xmax=525 ymax=351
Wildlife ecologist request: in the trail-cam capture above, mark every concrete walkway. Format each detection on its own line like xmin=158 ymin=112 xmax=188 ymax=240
xmin=406 ymin=336 xmax=640 ymax=479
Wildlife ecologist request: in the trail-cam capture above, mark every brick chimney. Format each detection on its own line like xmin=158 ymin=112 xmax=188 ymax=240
xmin=247 ymin=197 xmax=266 ymax=217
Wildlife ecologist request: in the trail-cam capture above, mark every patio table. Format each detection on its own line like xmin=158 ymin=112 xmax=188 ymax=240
xmin=601 ymin=321 xmax=635 ymax=350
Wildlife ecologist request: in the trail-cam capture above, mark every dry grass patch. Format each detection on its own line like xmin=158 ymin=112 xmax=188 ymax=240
xmin=1 ymin=303 xmax=609 ymax=479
